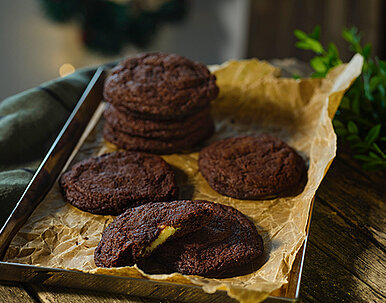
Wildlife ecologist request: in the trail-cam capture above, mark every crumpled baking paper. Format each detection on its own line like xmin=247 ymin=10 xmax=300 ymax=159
xmin=4 ymin=55 xmax=363 ymax=303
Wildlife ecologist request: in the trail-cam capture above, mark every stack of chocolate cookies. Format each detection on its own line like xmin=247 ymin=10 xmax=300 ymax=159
xmin=103 ymin=52 xmax=219 ymax=154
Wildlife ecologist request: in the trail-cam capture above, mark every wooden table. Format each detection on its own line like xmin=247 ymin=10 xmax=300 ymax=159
xmin=1 ymin=148 xmax=384 ymax=302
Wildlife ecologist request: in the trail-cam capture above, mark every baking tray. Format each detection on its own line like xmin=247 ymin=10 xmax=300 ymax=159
xmin=0 ymin=67 xmax=313 ymax=302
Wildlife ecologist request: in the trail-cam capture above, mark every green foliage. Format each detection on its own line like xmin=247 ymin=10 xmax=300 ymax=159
xmin=294 ymin=26 xmax=342 ymax=78
xmin=295 ymin=26 xmax=386 ymax=171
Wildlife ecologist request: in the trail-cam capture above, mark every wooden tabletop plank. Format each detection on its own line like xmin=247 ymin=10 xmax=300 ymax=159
xmin=300 ymin=241 xmax=385 ymax=303
xmin=310 ymin=196 xmax=385 ymax=296
xmin=300 ymin=150 xmax=386 ymax=303
xmin=31 ymin=284 xmax=155 ymax=303
xmin=316 ymin=156 xmax=386 ymax=249
xmin=337 ymin=149 xmax=386 ymax=188
xmin=0 ymin=282 xmax=35 ymax=303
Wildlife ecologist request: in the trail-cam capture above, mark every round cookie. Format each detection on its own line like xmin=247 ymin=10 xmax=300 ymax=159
xmin=59 ymin=151 xmax=178 ymax=215
xmin=152 ymin=202 xmax=264 ymax=278
xmin=103 ymin=52 xmax=219 ymax=118
xmin=198 ymin=135 xmax=307 ymax=199
xmin=103 ymin=118 xmax=214 ymax=154
xmin=104 ymin=104 xmax=212 ymax=140
xmin=94 ymin=200 xmax=216 ymax=268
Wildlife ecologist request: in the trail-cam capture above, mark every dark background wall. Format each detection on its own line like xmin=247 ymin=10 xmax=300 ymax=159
xmin=247 ymin=0 xmax=385 ymax=62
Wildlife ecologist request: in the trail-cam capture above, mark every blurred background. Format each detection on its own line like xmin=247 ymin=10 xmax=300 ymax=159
xmin=0 ymin=0 xmax=384 ymax=100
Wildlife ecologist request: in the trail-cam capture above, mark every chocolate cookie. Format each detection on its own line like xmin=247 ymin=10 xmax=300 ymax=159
xmin=103 ymin=53 xmax=219 ymax=118
xmin=59 ymin=151 xmax=178 ymax=215
xmin=198 ymin=135 xmax=307 ymax=199
xmin=152 ymin=202 xmax=264 ymax=278
xmin=104 ymin=104 xmax=212 ymax=140
xmin=103 ymin=118 xmax=214 ymax=154
xmin=94 ymin=200 xmax=215 ymax=268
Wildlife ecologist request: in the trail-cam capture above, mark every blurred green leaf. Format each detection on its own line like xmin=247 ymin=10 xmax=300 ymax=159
xmin=333 ymin=120 xmax=345 ymax=128
xmin=351 ymin=96 xmax=360 ymax=115
xmin=311 ymin=72 xmax=326 ymax=78
xmin=335 ymin=128 xmax=348 ymax=137
xmin=342 ymin=28 xmax=358 ymax=44
xmin=369 ymin=151 xmax=380 ymax=160
xmin=347 ymin=121 xmax=359 ymax=134
xmin=310 ymin=57 xmax=326 ymax=73
xmin=294 ymin=29 xmax=308 ymax=40
xmin=310 ymin=25 xmax=321 ymax=40
xmin=353 ymin=154 xmax=373 ymax=161
xmin=292 ymin=74 xmax=301 ymax=80
xmin=362 ymin=43 xmax=372 ymax=59
xmin=365 ymin=124 xmax=381 ymax=144
xmin=378 ymin=59 xmax=386 ymax=74
xmin=340 ymin=96 xmax=350 ymax=109
xmin=369 ymin=76 xmax=382 ymax=91
xmin=295 ymin=41 xmax=311 ymax=50
xmin=307 ymin=39 xmax=324 ymax=54
xmin=372 ymin=143 xmax=385 ymax=158
xmin=346 ymin=134 xmax=360 ymax=142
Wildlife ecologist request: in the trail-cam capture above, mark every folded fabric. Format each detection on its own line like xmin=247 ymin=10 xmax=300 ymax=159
xmin=0 ymin=67 xmax=96 ymax=226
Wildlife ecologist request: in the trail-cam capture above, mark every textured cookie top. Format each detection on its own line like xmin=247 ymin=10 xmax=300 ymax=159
xmin=153 ymin=202 xmax=264 ymax=277
xmin=103 ymin=53 xmax=219 ymax=117
xmin=94 ymin=200 xmax=215 ymax=268
xmin=59 ymin=151 xmax=178 ymax=215
xmin=198 ymin=135 xmax=307 ymax=199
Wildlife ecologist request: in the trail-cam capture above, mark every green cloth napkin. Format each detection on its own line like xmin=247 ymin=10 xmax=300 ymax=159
xmin=0 ymin=67 xmax=97 ymax=226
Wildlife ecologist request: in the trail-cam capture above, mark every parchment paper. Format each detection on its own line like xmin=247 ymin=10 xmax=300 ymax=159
xmin=4 ymin=55 xmax=363 ymax=303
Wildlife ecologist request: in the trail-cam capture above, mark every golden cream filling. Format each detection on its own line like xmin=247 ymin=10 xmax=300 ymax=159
xmin=143 ymin=226 xmax=179 ymax=255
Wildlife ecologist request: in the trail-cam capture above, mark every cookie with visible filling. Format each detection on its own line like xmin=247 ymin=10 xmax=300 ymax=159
xmin=103 ymin=52 xmax=219 ymax=118
xmin=152 ymin=202 xmax=264 ymax=278
xmin=198 ymin=135 xmax=307 ymax=199
xmin=59 ymin=151 xmax=178 ymax=215
xmin=94 ymin=200 xmax=215 ymax=268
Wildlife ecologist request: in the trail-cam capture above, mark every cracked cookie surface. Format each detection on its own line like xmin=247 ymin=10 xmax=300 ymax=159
xmin=59 ymin=151 xmax=178 ymax=215
xmin=152 ymin=202 xmax=264 ymax=278
xmin=103 ymin=52 xmax=219 ymax=118
xmin=198 ymin=135 xmax=307 ymax=199
xmin=94 ymin=200 xmax=215 ymax=268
